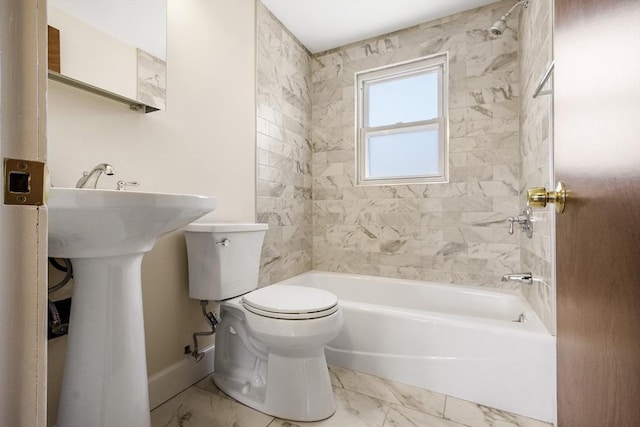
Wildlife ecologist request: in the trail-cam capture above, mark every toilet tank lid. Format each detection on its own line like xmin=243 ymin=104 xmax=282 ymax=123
xmin=183 ymin=223 xmax=268 ymax=233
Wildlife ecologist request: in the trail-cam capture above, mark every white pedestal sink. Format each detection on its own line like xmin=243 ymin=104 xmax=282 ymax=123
xmin=47 ymin=188 xmax=217 ymax=427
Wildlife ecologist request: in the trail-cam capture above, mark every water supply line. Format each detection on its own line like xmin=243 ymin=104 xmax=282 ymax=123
xmin=49 ymin=300 xmax=68 ymax=335
xmin=48 ymin=257 xmax=73 ymax=336
xmin=190 ymin=300 xmax=220 ymax=362
xmin=49 ymin=257 xmax=73 ymax=293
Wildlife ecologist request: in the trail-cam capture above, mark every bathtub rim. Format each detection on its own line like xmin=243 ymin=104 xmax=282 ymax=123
xmin=273 ymin=270 xmax=551 ymax=335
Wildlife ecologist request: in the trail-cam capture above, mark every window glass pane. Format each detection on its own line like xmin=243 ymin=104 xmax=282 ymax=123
xmin=366 ymin=128 xmax=440 ymax=178
xmin=367 ymin=69 xmax=438 ymax=127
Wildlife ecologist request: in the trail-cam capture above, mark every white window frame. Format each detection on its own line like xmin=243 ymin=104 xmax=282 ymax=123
xmin=355 ymin=53 xmax=449 ymax=186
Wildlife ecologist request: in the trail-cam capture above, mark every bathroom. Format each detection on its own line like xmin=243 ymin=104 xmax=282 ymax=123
xmin=0 ymin=0 xmax=638 ymax=426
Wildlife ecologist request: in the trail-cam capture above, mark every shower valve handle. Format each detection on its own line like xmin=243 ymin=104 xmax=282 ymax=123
xmin=507 ymin=208 xmax=533 ymax=238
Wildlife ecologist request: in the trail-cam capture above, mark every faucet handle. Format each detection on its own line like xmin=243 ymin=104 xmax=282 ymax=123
xmin=116 ymin=180 xmax=139 ymax=191
xmin=507 ymin=208 xmax=533 ymax=238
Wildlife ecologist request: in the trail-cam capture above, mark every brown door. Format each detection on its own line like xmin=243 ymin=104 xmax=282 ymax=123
xmin=554 ymin=0 xmax=640 ymax=425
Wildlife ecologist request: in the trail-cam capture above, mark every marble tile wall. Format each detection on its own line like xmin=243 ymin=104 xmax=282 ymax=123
xmin=137 ymin=49 xmax=167 ymax=110
xmin=311 ymin=0 xmax=523 ymax=288
xmin=256 ymin=2 xmax=313 ymax=285
xmin=518 ymin=0 xmax=555 ymax=333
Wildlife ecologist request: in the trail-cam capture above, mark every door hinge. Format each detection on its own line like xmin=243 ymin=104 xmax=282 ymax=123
xmin=4 ymin=158 xmax=47 ymax=206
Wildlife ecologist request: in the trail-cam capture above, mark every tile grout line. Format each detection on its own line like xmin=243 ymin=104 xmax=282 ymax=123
xmin=265 ymin=416 xmax=277 ymax=427
xmin=443 ymin=394 xmax=449 ymax=421
xmin=380 ymin=403 xmax=392 ymax=427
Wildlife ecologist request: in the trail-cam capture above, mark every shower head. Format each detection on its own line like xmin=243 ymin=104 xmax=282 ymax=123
xmin=489 ymin=19 xmax=507 ymax=36
xmin=489 ymin=0 xmax=529 ymax=36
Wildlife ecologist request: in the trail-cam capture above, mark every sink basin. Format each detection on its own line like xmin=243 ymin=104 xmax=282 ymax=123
xmin=47 ymin=187 xmax=217 ymax=427
xmin=48 ymin=187 xmax=218 ymax=258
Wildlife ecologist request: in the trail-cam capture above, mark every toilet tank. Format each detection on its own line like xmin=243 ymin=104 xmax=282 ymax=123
xmin=183 ymin=223 xmax=268 ymax=300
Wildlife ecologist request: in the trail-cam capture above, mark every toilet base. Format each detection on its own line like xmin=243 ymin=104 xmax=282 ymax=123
xmin=214 ymin=349 xmax=336 ymax=421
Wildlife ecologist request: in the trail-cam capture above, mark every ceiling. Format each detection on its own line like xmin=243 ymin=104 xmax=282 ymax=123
xmin=261 ymin=0 xmax=502 ymax=54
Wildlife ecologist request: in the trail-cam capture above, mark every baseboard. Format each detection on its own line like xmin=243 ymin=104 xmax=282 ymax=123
xmin=147 ymin=344 xmax=215 ymax=409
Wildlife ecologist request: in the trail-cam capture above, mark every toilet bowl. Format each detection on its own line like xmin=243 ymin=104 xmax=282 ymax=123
xmin=184 ymin=223 xmax=343 ymax=421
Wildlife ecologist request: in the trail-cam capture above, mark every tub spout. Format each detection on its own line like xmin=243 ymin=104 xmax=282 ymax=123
xmin=501 ymin=273 xmax=533 ymax=285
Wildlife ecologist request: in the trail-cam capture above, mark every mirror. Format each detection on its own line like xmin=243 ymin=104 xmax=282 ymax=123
xmin=47 ymin=0 xmax=167 ymax=112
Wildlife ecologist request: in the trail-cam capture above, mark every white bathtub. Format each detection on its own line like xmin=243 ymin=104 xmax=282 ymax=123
xmin=274 ymin=271 xmax=555 ymax=423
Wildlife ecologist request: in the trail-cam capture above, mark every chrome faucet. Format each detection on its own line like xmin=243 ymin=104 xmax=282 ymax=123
xmin=508 ymin=207 xmax=533 ymax=238
xmin=501 ymin=273 xmax=533 ymax=285
xmin=75 ymin=163 xmax=115 ymax=188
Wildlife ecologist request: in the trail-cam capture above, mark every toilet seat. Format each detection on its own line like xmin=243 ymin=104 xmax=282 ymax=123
xmin=242 ymin=285 xmax=339 ymax=320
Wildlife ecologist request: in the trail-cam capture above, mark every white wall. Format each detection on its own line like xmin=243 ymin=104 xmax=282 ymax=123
xmin=48 ymin=2 xmax=256 ymax=219
xmin=46 ymin=1 xmax=256 ymax=424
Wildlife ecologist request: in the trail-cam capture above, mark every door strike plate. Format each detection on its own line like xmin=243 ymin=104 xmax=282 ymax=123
xmin=4 ymin=158 xmax=46 ymax=206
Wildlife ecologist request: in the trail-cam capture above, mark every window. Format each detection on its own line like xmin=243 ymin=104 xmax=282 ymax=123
xmin=356 ymin=54 xmax=448 ymax=185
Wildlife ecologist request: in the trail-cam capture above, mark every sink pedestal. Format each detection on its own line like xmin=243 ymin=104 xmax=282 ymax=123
xmin=47 ymin=188 xmax=217 ymax=427
xmin=57 ymin=254 xmax=151 ymax=427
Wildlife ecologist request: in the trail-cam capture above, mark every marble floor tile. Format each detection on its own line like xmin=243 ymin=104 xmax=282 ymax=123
xmin=329 ymin=366 xmax=403 ymax=405
xmin=443 ymin=397 xmax=552 ymax=427
xmin=194 ymin=373 xmax=228 ymax=399
xmin=152 ymin=366 xmax=552 ymax=427
xmin=384 ymin=405 xmax=467 ymax=427
xmin=381 ymin=376 xmax=447 ymax=418
xmin=150 ymin=386 xmax=273 ymax=427
xmin=329 ymin=366 xmax=446 ymax=418
xmin=268 ymin=387 xmax=390 ymax=427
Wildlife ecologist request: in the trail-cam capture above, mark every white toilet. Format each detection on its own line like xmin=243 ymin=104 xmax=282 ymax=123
xmin=183 ymin=223 xmax=343 ymax=422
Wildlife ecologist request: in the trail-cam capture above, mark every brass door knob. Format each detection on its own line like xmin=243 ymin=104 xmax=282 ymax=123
xmin=527 ymin=181 xmax=567 ymax=213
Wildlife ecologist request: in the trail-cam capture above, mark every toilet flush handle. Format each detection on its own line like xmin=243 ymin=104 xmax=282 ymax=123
xmin=216 ymin=238 xmax=230 ymax=247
